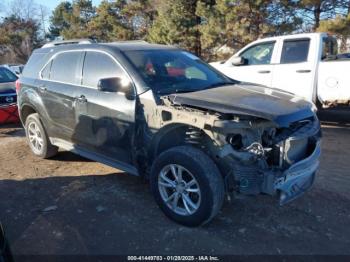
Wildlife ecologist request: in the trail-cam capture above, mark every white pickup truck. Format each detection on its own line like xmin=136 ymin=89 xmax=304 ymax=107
xmin=211 ymin=33 xmax=350 ymax=107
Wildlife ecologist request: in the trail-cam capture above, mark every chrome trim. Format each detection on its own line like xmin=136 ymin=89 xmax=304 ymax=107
xmin=38 ymin=49 xmax=136 ymax=92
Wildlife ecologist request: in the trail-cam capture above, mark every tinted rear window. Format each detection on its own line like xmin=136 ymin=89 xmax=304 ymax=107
xmin=0 ymin=67 xmax=18 ymax=83
xmin=50 ymin=51 xmax=81 ymax=84
xmin=281 ymin=39 xmax=310 ymax=64
xmin=22 ymin=52 xmax=48 ymax=78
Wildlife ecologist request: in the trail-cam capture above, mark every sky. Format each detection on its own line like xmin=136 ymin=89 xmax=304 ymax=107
xmin=35 ymin=0 xmax=102 ymax=12
xmin=0 ymin=0 xmax=102 ymax=16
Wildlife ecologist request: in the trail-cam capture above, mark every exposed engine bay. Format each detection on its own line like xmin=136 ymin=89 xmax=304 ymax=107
xmin=140 ymin=85 xmax=322 ymax=205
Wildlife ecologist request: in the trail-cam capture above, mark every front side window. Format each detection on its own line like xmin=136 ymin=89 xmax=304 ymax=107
xmin=0 ymin=67 xmax=18 ymax=83
xmin=50 ymin=51 xmax=81 ymax=84
xmin=124 ymin=50 xmax=233 ymax=94
xmin=281 ymin=39 xmax=310 ymax=64
xmin=82 ymin=52 xmax=127 ymax=88
xmin=239 ymin=42 xmax=275 ymax=65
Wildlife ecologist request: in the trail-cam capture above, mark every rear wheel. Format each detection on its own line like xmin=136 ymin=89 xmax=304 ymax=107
xmin=25 ymin=113 xmax=58 ymax=158
xmin=150 ymin=146 xmax=225 ymax=226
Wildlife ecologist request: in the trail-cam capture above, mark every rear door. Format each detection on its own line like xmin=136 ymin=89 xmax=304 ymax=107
xmin=38 ymin=51 xmax=84 ymax=140
xmin=271 ymin=38 xmax=316 ymax=102
xmin=220 ymin=41 xmax=276 ymax=86
xmin=73 ymin=51 xmax=136 ymax=165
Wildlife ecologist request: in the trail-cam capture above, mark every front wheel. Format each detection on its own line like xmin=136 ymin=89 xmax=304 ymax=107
xmin=150 ymin=146 xmax=225 ymax=226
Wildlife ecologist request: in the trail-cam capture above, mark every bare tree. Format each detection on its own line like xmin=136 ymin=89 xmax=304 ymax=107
xmin=6 ymin=0 xmax=49 ymax=38
xmin=38 ymin=4 xmax=49 ymax=38
xmin=7 ymin=0 xmax=39 ymax=20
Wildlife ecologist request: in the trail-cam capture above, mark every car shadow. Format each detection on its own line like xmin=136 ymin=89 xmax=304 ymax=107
xmin=318 ymin=107 xmax=350 ymax=127
xmin=0 ymin=123 xmax=22 ymax=129
xmin=0 ymin=123 xmax=24 ymax=138
xmin=50 ymin=151 xmax=93 ymax=163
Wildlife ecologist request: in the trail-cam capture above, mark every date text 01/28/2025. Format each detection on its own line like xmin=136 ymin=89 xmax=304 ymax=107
xmin=127 ymin=256 xmax=220 ymax=261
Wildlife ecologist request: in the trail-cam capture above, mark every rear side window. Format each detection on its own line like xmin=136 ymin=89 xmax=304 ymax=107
xmin=82 ymin=51 xmax=127 ymax=88
xmin=0 ymin=67 xmax=18 ymax=83
xmin=41 ymin=60 xmax=52 ymax=79
xmin=281 ymin=39 xmax=310 ymax=64
xmin=50 ymin=52 xmax=81 ymax=84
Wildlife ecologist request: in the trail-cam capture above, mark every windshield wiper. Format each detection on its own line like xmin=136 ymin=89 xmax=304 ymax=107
xmin=157 ymin=81 xmax=236 ymax=95
xmin=157 ymin=87 xmax=201 ymax=95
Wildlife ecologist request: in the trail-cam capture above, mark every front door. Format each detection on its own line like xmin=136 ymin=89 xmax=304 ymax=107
xmin=73 ymin=51 xmax=136 ymax=165
xmin=271 ymin=38 xmax=316 ymax=102
xmin=220 ymin=41 xmax=276 ymax=87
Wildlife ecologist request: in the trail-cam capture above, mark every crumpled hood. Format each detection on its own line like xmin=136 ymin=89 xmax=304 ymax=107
xmin=165 ymin=83 xmax=315 ymax=127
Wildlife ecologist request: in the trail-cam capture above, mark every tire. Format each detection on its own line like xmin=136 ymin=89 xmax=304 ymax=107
xmin=25 ymin=113 xmax=58 ymax=158
xmin=150 ymin=146 xmax=225 ymax=226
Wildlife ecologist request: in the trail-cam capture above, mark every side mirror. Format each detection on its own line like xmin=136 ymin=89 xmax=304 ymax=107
xmin=97 ymin=77 xmax=133 ymax=97
xmin=231 ymin=56 xmax=245 ymax=66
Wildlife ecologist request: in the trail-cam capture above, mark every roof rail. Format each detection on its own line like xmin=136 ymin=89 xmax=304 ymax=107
xmin=41 ymin=39 xmax=95 ymax=48
xmin=111 ymin=40 xmax=149 ymax=44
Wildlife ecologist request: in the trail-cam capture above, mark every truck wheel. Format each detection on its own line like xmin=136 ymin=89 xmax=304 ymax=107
xmin=25 ymin=113 xmax=58 ymax=158
xmin=150 ymin=146 xmax=225 ymax=226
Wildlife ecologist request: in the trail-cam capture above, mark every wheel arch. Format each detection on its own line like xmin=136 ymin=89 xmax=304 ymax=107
xmin=19 ymin=103 xmax=38 ymax=125
xmin=147 ymin=123 xmax=214 ymax=162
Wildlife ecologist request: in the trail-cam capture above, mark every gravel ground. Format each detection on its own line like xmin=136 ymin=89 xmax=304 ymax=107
xmin=0 ymin=109 xmax=349 ymax=256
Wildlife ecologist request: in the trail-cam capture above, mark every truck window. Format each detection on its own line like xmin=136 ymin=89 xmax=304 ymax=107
xmin=50 ymin=51 xmax=81 ymax=84
xmin=82 ymin=51 xmax=127 ymax=88
xmin=239 ymin=42 xmax=275 ymax=65
xmin=322 ymin=36 xmax=338 ymax=60
xmin=280 ymin=39 xmax=310 ymax=64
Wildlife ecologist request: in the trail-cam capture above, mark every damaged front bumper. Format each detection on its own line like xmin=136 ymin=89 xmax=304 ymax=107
xmin=216 ymin=116 xmax=321 ymax=205
xmin=275 ymin=140 xmax=321 ymax=205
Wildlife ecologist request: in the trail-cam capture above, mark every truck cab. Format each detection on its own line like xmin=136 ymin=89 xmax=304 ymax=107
xmin=211 ymin=33 xmax=350 ymax=107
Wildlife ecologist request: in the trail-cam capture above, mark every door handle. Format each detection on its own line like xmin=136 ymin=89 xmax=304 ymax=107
xmin=38 ymin=85 xmax=47 ymax=91
xmin=258 ymin=70 xmax=271 ymax=74
xmin=296 ymin=69 xmax=311 ymax=73
xmin=76 ymin=95 xmax=87 ymax=103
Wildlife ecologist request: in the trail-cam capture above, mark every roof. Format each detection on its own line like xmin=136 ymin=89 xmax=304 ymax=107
xmin=38 ymin=39 xmax=177 ymax=53
xmin=254 ymin=32 xmax=327 ymax=43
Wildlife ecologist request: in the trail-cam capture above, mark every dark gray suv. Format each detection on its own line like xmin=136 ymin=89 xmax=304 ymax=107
xmin=18 ymin=40 xmax=321 ymax=226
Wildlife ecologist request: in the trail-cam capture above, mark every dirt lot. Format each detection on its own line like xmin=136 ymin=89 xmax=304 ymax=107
xmin=1 ymin=109 xmax=350 ymax=256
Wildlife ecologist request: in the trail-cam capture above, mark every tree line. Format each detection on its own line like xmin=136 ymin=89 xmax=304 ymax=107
xmin=1 ymin=0 xmax=350 ymax=64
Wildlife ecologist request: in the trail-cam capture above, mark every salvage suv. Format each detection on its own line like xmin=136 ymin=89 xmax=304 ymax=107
xmin=17 ymin=40 xmax=321 ymax=226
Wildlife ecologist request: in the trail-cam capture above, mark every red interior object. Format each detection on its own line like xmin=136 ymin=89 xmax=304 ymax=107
xmin=0 ymin=104 xmax=20 ymax=124
xmin=167 ymin=67 xmax=185 ymax=76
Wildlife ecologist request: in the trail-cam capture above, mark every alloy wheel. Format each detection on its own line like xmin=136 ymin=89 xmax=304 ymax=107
xmin=158 ymin=164 xmax=201 ymax=216
xmin=27 ymin=121 xmax=44 ymax=154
